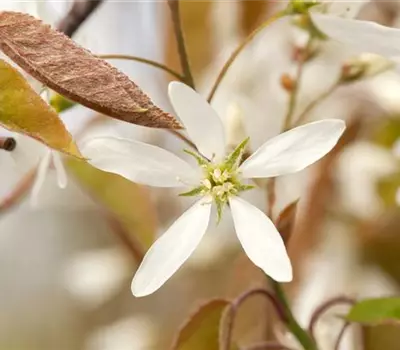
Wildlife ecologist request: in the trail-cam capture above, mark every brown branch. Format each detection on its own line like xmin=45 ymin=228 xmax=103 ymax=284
xmin=221 ymin=288 xmax=288 ymax=350
xmin=57 ymin=0 xmax=103 ymax=37
xmin=334 ymin=322 xmax=350 ymax=350
xmin=0 ymin=167 xmax=37 ymax=215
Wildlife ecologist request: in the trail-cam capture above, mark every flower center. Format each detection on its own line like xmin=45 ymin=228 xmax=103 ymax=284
xmin=180 ymin=138 xmax=253 ymax=221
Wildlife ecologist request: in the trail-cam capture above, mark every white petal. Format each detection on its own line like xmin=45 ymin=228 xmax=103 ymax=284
xmin=81 ymin=137 xmax=200 ymax=188
xmin=229 ymin=196 xmax=292 ymax=282
xmin=131 ymin=198 xmax=212 ymax=297
xmin=52 ymin=151 xmax=68 ymax=189
xmin=312 ymin=14 xmax=400 ymax=58
xmin=168 ymin=82 xmax=226 ymax=160
xmin=312 ymin=1 xmax=368 ymax=19
xmin=240 ymin=120 xmax=345 ymax=178
xmin=30 ymin=151 xmax=52 ymax=207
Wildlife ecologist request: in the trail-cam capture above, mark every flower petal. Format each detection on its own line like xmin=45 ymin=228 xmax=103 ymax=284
xmin=168 ymin=82 xmax=225 ymax=160
xmin=131 ymin=198 xmax=212 ymax=297
xmin=240 ymin=120 xmax=345 ymax=178
xmin=52 ymin=151 xmax=68 ymax=189
xmin=81 ymin=137 xmax=200 ymax=188
xmin=229 ymin=197 xmax=292 ymax=282
xmin=30 ymin=150 xmax=52 ymax=207
xmin=311 ymin=14 xmax=400 ymax=58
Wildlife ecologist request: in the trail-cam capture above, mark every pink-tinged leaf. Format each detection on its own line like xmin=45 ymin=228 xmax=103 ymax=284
xmin=171 ymin=299 xmax=231 ymax=350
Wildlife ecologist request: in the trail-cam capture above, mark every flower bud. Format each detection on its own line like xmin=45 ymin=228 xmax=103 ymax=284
xmin=340 ymin=53 xmax=394 ymax=83
xmin=281 ymin=74 xmax=296 ymax=92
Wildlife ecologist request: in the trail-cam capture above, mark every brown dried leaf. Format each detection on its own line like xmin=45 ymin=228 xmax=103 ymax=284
xmin=276 ymin=200 xmax=299 ymax=244
xmin=171 ymin=299 xmax=230 ymax=350
xmin=0 ymin=11 xmax=181 ymax=129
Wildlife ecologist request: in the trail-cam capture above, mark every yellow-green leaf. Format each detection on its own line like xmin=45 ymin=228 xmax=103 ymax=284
xmin=347 ymin=297 xmax=400 ymax=325
xmin=171 ymin=299 xmax=230 ymax=350
xmin=67 ymin=158 xmax=157 ymax=252
xmin=0 ymin=59 xmax=81 ymax=157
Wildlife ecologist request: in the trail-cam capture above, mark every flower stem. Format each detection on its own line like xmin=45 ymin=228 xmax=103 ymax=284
xmin=272 ymin=282 xmax=318 ymax=350
xmin=97 ymin=54 xmax=185 ymax=81
xmin=221 ymin=288 xmax=288 ymax=350
xmin=167 ymin=0 xmax=195 ymax=88
xmin=293 ymin=81 xmax=340 ymax=127
xmin=207 ymin=10 xmax=287 ymax=103
xmin=282 ymin=36 xmax=314 ymax=131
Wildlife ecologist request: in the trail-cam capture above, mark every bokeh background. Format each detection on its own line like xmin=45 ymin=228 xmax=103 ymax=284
xmin=0 ymin=1 xmax=400 ymax=349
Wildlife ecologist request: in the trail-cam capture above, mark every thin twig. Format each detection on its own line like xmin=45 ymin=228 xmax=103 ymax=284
xmin=0 ymin=167 xmax=37 ymax=215
xmin=57 ymin=0 xmax=103 ymax=37
xmin=207 ymin=10 xmax=287 ymax=102
xmin=221 ymin=288 xmax=288 ymax=350
xmin=282 ymin=36 xmax=314 ymax=131
xmin=167 ymin=0 xmax=195 ymax=88
xmin=308 ymin=296 xmax=356 ymax=341
xmin=272 ymin=282 xmax=318 ymax=350
xmin=293 ymin=82 xmax=340 ymax=127
xmin=98 ymin=54 xmax=185 ymax=81
xmin=243 ymin=341 xmax=297 ymax=350
xmin=334 ymin=322 xmax=350 ymax=350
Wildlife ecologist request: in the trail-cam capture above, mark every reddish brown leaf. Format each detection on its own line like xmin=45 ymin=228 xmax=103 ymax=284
xmin=276 ymin=200 xmax=299 ymax=244
xmin=0 ymin=11 xmax=181 ymax=129
xmin=171 ymin=299 xmax=230 ymax=350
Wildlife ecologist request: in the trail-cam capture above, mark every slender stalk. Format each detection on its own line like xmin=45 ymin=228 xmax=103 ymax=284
xmin=221 ymin=288 xmax=288 ymax=350
xmin=334 ymin=322 xmax=350 ymax=350
xmin=98 ymin=54 xmax=185 ymax=81
xmin=57 ymin=0 xmax=103 ymax=37
xmin=282 ymin=36 xmax=314 ymax=131
xmin=169 ymin=130 xmax=197 ymax=150
xmin=272 ymin=282 xmax=318 ymax=350
xmin=293 ymin=82 xmax=340 ymax=127
xmin=0 ymin=167 xmax=37 ymax=215
xmin=266 ymin=178 xmax=276 ymax=219
xmin=167 ymin=0 xmax=195 ymax=88
xmin=207 ymin=10 xmax=287 ymax=102
xmin=308 ymin=296 xmax=355 ymax=341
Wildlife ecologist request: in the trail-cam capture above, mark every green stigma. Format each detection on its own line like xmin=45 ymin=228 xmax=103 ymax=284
xmin=180 ymin=138 xmax=254 ymax=222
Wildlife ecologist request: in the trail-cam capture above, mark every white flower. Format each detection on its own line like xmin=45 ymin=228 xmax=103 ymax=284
xmin=82 ymin=82 xmax=346 ymax=297
xmin=311 ymin=11 xmax=400 ymax=60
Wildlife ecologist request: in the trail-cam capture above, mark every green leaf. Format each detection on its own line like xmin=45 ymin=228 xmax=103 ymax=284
xmin=225 ymin=137 xmax=249 ymax=170
xmin=179 ymin=186 xmax=205 ymax=197
xmin=67 ymin=158 xmax=157 ymax=250
xmin=347 ymin=298 xmax=400 ymax=325
xmin=171 ymin=299 xmax=230 ymax=350
xmin=184 ymin=149 xmax=209 ymax=167
xmin=50 ymin=93 xmax=76 ymax=113
xmin=0 ymin=59 xmax=81 ymax=157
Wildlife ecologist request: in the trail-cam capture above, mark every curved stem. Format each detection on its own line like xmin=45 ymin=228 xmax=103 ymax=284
xmin=0 ymin=166 xmax=37 ymax=215
xmin=97 ymin=54 xmax=185 ymax=81
xmin=293 ymin=81 xmax=340 ymax=127
xmin=222 ymin=288 xmax=288 ymax=350
xmin=167 ymin=0 xmax=195 ymax=88
xmin=207 ymin=10 xmax=287 ymax=103
xmin=272 ymin=282 xmax=318 ymax=350
xmin=334 ymin=322 xmax=350 ymax=350
xmin=308 ymin=296 xmax=356 ymax=341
